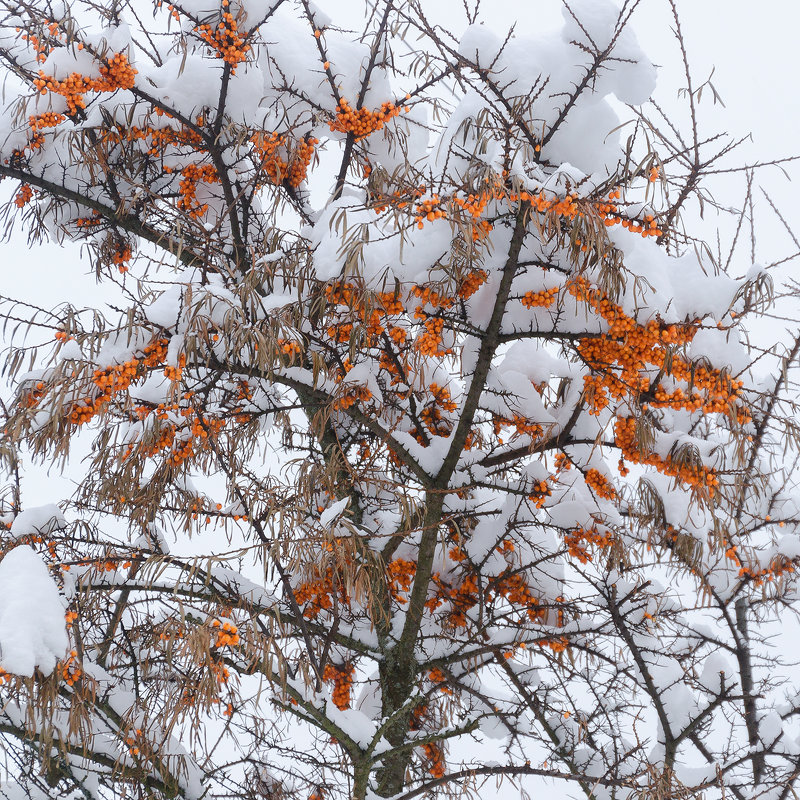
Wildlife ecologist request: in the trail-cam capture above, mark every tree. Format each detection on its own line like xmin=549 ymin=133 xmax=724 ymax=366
xmin=0 ymin=0 xmax=798 ymax=798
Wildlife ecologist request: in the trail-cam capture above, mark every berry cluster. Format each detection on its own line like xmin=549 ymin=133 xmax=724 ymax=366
xmin=75 ymin=213 xmax=104 ymax=229
xmin=210 ymin=659 xmax=230 ymax=685
xmin=722 ymin=540 xmax=796 ymax=586
xmin=288 ymin=136 xmax=318 ymax=187
xmin=163 ymin=353 xmax=186 ymax=382
xmin=172 ymin=163 xmax=220 ymax=218
xmin=528 ymin=479 xmax=552 ymax=509
xmin=521 ymin=287 xmax=558 ymax=308
xmin=60 ymin=649 xmax=82 ymax=686
xmin=322 ymin=663 xmax=354 ymax=710
xmin=427 ymin=668 xmax=451 ymax=694
xmin=33 ymin=53 xmax=137 ymax=115
xmin=28 ymin=112 xmax=65 ymax=131
xmin=194 ymin=1 xmax=251 ymax=70
xmin=418 ymin=382 xmax=457 ymax=437
xmin=122 ymin=392 xmax=250 ymax=471
xmin=387 ymin=558 xmax=416 ymax=602
xmin=425 ymin=568 xmax=478 ymax=628
xmin=584 ymin=468 xmax=616 ymax=500
xmin=564 ymin=526 xmax=613 ymax=564
xmin=416 ymin=317 xmax=450 ymax=357
xmin=492 ymin=414 xmax=544 ymax=444
xmin=14 ymin=184 xmax=33 ymax=208
xmin=332 ymin=383 xmax=373 ymax=411
xmin=111 ymin=240 xmax=132 ymax=273
xmin=457 ymin=269 xmax=488 ymax=299
xmin=614 ymin=417 xmax=719 ymax=494
xmin=125 ymin=728 xmax=144 ymax=757
xmin=295 ymin=569 xmax=348 ymax=619
xmin=414 ymin=195 xmax=447 ymax=227
xmin=490 ymin=571 xmax=547 ymax=622
xmin=329 ymin=98 xmax=404 ymax=140
xmin=69 ymin=339 xmax=168 ymax=425
xmin=395 ymin=176 xmax=665 ymax=248
xmin=212 ymin=619 xmax=240 ymax=648
xmin=247 ymin=130 xmax=318 ymax=188
xmin=568 ymin=277 xmax=748 ymax=428
xmin=421 ymin=742 xmax=445 ymax=778
xmin=538 ymin=636 xmax=569 ymax=653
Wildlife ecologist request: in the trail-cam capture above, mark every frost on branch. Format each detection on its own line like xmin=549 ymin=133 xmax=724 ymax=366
xmin=0 ymin=0 xmax=798 ymax=799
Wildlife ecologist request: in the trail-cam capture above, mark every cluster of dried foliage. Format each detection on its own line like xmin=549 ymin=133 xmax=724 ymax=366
xmin=1 ymin=1 xmax=800 ymax=799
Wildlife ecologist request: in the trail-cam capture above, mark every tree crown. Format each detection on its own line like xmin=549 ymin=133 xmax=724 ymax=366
xmin=0 ymin=1 xmax=797 ymax=799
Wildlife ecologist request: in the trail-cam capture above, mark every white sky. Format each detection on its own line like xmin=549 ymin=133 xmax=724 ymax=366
xmin=4 ymin=1 xmax=798 ymax=288
xmin=1 ymin=3 xmax=798 ymax=797
xmin=6 ymin=0 xmax=799 ymax=298
xmin=3 ymin=0 xmax=798 ymax=563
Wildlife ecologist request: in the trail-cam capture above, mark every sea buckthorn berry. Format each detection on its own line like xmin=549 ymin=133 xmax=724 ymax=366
xmin=564 ymin=526 xmax=613 ymax=563
xmin=322 ymin=663 xmax=354 ymax=710
xmin=28 ymin=112 xmax=66 ymax=131
xmin=195 ymin=12 xmax=251 ymax=70
xmin=584 ymin=468 xmax=616 ymax=500
xmin=614 ymin=417 xmax=720 ymax=495
xmin=111 ymin=240 xmax=132 ymax=272
xmin=329 ymin=98 xmax=403 ymax=141
xmin=33 ymin=54 xmax=136 ymax=115
xmin=287 ymin=136 xmax=318 ymax=187
xmin=387 ymin=559 xmax=416 ymax=602
xmin=458 ymin=269 xmax=488 ymax=299
xmin=14 ymin=184 xmax=33 ymax=207
xmin=421 ymin=742 xmax=445 ymax=778
xmin=521 ymin=287 xmax=558 ymax=308
xmin=60 ymin=650 xmax=82 ymax=686
xmin=212 ymin=620 xmax=240 ymax=648
xmin=176 ymin=163 xmax=219 ymax=217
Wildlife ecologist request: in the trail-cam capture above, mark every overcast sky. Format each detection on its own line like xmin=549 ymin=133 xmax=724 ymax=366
xmin=3 ymin=0 xmax=798 ymax=507
xmin=6 ymin=0 xmax=799 ymax=301
xmin=0 ymin=4 xmax=797 ymax=797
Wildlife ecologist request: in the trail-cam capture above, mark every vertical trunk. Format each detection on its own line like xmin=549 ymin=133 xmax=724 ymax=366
xmin=373 ymin=495 xmax=445 ymax=796
xmin=372 ymin=650 xmax=417 ymax=796
xmin=351 ymin=761 xmax=372 ymax=800
xmin=735 ymin=597 xmax=764 ymax=784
